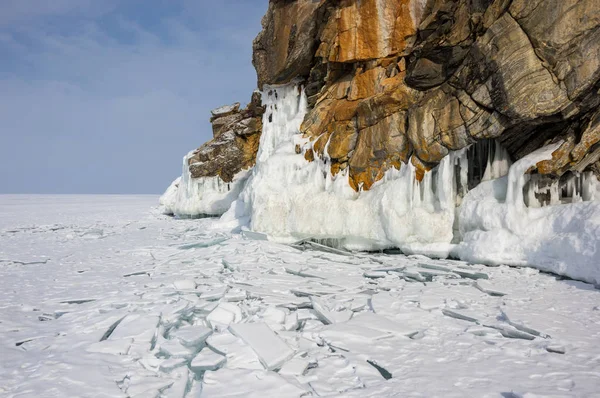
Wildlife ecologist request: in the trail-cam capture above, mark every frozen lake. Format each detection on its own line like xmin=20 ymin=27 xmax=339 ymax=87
xmin=1 ymin=195 xmax=599 ymax=397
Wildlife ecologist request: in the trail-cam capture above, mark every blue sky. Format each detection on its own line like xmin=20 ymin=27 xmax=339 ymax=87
xmin=0 ymin=0 xmax=268 ymax=194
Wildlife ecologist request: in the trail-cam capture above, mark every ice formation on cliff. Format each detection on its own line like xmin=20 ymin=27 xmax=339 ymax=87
xmin=160 ymin=151 xmax=250 ymax=217
xmin=456 ymin=143 xmax=600 ymax=284
xmin=166 ymin=83 xmax=600 ymax=284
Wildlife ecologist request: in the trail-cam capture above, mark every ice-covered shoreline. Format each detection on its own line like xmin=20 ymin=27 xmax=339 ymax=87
xmin=163 ymin=84 xmax=600 ymax=285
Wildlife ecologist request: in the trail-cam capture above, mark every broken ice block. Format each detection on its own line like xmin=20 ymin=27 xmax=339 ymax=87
xmin=310 ymin=296 xmax=352 ymax=325
xmin=546 ymin=344 xmax=566 ymax=354
xmin=419 ymin=296 xmax=445 ymax=311
xmin=451 ymin=268 xmax=489 ymax=280
xmin=261 ymin=307 xmax=286 ymax=325
xmin=126 ymin=377 xmax=175 ymax=398
xmin=285 ymin=266 xmax=324 ymax=279
xmin=278 ymin=357 xmax=310 ymax=376
xmin=347 ymin=312 xmax=419 ymax=337
xmin=222 ymin=259 xmax=239 ymax=272
xmin=159 ymin=339 xmax=195 ymax=359
xmin=483 ymin=323 xmax=536 ymax=340
xmin=241 ymin=230 xmax=268 ymax=241
xmin=205 ymin=332 xmax=263 ymax=370
xmin=320 ymin=322 xmax=392 ymax=343
xmin=173 ymin=280 xmax=196 ymax=290
xmin=202 ymin=369 xmax=307 ymax=397
xmin=500 ymin=309 xmax=549 ymax=338
xmin=401 ymin=269 xmax=427 ymax=282
xmin=200 ymin=286 xmax=228 ymax=301
xmin=87 ymin=338 xmax=132 ymax=355
xmin=363 ymin=271 xmax=388 ymax=279
xmin=475 ymin=281 xmax=506 ymax=297
xmin=110 ymin=314 xmax=160 ymax=343
xmin=413 ymin=267 xmax=460 ymax=281
xmin=178 ymin=237 xmax=228 ymax=250
xmin=206 ymin=332 xmax=245 ymax=356
xmin=367 ymin=359 xmax=393 ymax=380
xmin=418 ymin=263 xmax=453 ymax=273
xmin=229 ymin=322 xmax=295 ymax=371
xmin=206 ymin=303 xmax=242 ymax=330
xmin=190 ymin=348 xmax=226 ymax=372
xmin=159 ymin=358 xmax=187 ymax=373
xmin=283 ymin=312 xmax=299 ymax=331
xmin=223 ymin=288 xmax=247 ymax=302
xmin=305 ymin=241 xmax=352 ymax=256
xmin=170 ymin=325 xmax=212 ymax=348
xmin=162 ymin=368 xmax=190 ymax=398
xmin=441 ymin=308 xmax=479 ymax=323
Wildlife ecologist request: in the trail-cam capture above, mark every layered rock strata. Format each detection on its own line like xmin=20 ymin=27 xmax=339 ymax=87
xmin=160 ymin=92 xmax=264 ymax=217
xmin=162 ymin=0 xmax=600 ymax=283
xmin=187 ymin=91 xmax=264 ymax=184
xmin=253 ymin=0 xmax=600 ymax=191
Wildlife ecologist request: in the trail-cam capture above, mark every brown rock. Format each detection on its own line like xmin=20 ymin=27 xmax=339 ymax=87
xmin=324 ymin=0 xmax=418 ymax=63
xmin=187 ymin=93 xmax=265 ymax=183
xmin=328 ymin=121 xmax=358 ymax=160
xmin=184 ymin=0 xmax=600 ymax=195
xmin=349 ymin=111 xmax=411 ymax=190
xmin=253 ymin=0 xmax=325 ymax=88
xmin=348 ymin=67 xmax=386 ymax=100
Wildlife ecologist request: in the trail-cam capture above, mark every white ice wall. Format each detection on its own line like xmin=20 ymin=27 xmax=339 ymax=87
xmin=163 ymin=82 xmax=600 ymax=284
xmin=229 ymin=84 xmax=471 ymax=253
xmin=160 ymin=151 xmax=250 ymax=218
xmin=456 ymin=143 xmax=600 ymax=284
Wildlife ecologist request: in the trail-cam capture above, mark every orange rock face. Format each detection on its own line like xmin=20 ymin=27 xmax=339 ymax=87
xmin=190 ymin=0 xmax=600 ymax=194
xmin=322 ymin=0 xmax=416 ymax=63
xmin=187 ymin=92 xmax=265 ymax=183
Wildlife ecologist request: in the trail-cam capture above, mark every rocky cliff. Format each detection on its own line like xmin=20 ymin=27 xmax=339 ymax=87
xmin=161 ymin=0 xmax=600 ymax=284
xmin=254 ymin=0 xmax=600 ymax=191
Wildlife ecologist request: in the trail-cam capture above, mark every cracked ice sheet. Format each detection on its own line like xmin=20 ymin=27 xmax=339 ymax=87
xmin=1 ymin=196 xmax=600 ymax=397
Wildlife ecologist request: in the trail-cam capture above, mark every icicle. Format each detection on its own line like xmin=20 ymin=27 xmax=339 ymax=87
xmin=549 ymin=180 xmax=560 ymax=206
xmin=582 ymin=172 xmax=596 ymax=201
xmin=257 ymin=83 xmax=308 ymax=164
xmin=482 ymin=139 xmax=511 ymax=182
xmin=481 ymin=140 xmax=494 ymax=182
xmin=525 ymin=176 xmax=540 ymax=208
xmin=422 ymin=170 xmax=434 ymax=211
xmin=412 ymin=175 xmax=422 ymax=207
xmin=494 ymin=142 xmax=507 ymax=178
xmin=459 ymin=150 xmax=469 ymax=197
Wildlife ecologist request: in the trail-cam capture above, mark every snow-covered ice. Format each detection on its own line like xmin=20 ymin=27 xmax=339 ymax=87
xmin=229 ymin=322 xmax=295 ymax=371
xmin=2 ymin=194 xmax=600 ymax=397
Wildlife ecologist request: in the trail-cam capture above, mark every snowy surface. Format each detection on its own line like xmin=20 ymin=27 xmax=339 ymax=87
xmin=2 ymin=195 xmax=600 ymax=397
